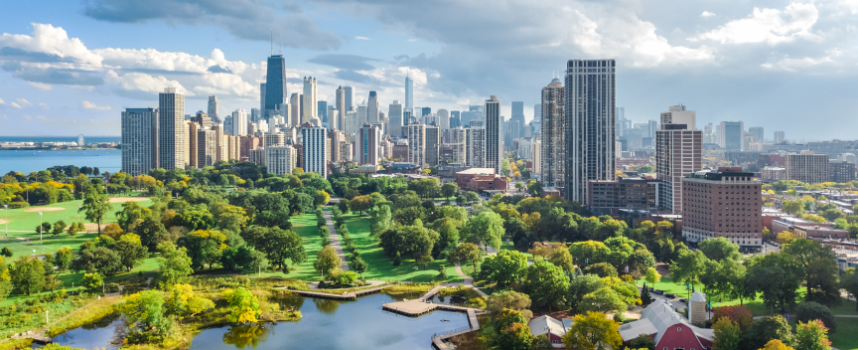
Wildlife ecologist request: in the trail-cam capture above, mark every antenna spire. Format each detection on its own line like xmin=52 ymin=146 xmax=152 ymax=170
xmin=270 ymin=29 xmax=273 ymax=56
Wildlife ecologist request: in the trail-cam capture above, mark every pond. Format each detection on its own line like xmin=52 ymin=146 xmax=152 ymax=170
xmin=48 ymin=313 xmax=123 ymax=350
xmin=48 ymin=293 xmax=470 ymax=350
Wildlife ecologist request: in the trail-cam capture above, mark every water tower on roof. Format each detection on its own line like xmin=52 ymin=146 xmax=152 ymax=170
xmin=77 ymin=134 xmax=85 ymax=147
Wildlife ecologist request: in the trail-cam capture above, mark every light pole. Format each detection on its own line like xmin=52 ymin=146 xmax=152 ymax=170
xmin=39 ymin=212 xmax=43 ymax=244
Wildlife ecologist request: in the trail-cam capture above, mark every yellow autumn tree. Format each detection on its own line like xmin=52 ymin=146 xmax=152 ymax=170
xmin=223 ymin=287 xmax=261 ymax=324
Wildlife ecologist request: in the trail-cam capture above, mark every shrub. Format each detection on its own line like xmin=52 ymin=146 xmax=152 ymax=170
xmin=82 ymin=273 xmax=104 ymax=293
xmin=321 ymin=237 xmax=330 ymax=247
xmin=8 ymin=201 xmax=29 ymax=209
xmin=106 ymin=283 xmax=119 ymax=293
xmin=712 ymin=305 xmax=754 ymax=330
xmin=583 ymin=262 xmax=618 ymax=278
xmin=437 ymin=264 xmax=448 ymax=280
xmin=795 ymin=301 xmax=837 ymax=333
xmin=35 ymin=222 xmax=51 ymax=234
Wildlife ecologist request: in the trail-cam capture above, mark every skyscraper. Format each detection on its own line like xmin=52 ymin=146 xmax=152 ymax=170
xmin=541 ymin=78 xmax=564 ymax=188
xmin=660 ymin=104 xmax=696 ymax=130
xmin=227 ymin=109 xmax=248 ymax=136
xmin=264 ymin=54 xmax=287 ymax=118
xmin=437 ymin=109 xmax=449 ymax=130
xmin=357 ymin=123 xmax=381 ymax=165
xmin=533 ymin=103 xmax=542 ymax=121
xmin=719 ymin=121 xmax=744 ymax=150
xmin=485 ymin=95 xmax=502 ymax=173
xmin=774 ymin=131 xmax=785 ymax=144
xmin=259 ymin=83 xmax=266 ymax=116
xmin=467 ymin=120 xmax=486 ymax=168
xmin=404 ymin=74 xmax=413 ymax=110
xmin=657 ymin=121 xmax=702 ymax=214
xmin=565 ymin=59 xmax=616 ymax=203
xmin=318 ymin=101 xmax=328 ymax=125
xmin=616 ymin=107 xmax=626 ymax=138
xmin=335 ymin=86 xmax=346 ymax=131
xmin=748 ymin=127 xmax=764 ymax=143
xmin=265 ymin=145 xmax=298 ymax=175
xmin=207 ymin=96 xmax=219 ymax=123
xmin=290 ymin=93 xmax=300 ymax=127
xmin=511 ymin=101 xmax=524 ymax=138
xmin=301 ymin=124 xmax=328 ymax=178
xmin=159 ymin=87 xmax=186 ymax=170
xmin=407 ymin=122 xmax=425 ymax=167
xmin=302 ymin=77 xmax=317 ymax=123
xmin=450 ymin=111 xmax=461 ymax=128
xmin=343 ymin=86 xmax=354 ymax=112
xmin=388 ymin=100 xmax=403 ymax=138
xmin=121 ymin=108 xmax=158 ymax=176
xmin=425 ymin=124 xmax=440 ymax=166
xmin=367 ymin=91 xmax=379 ymax=124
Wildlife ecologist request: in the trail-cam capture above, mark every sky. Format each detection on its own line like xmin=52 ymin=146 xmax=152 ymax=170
xmin=0 ymin=0 xmax=856 ymax=141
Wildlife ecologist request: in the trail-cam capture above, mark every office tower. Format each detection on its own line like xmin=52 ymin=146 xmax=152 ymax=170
xmin=485 ymin=96 xmax=502 ymax=173
xmin=682 ymin=167 xmax=762 ymax=249
xmin=786 ymin=151 xmax=830 ymax=184
xmin=259 ymin=83 xmax=266 ymax=115
xmin=345 ymin=111 xmax=358 ymax=135
xmin=328 ymin=130 xmax=344 ymax=163
xmin=318 ymin=101 xmax=328 ymax=125
xmin=367 ymin=91 xmax=379 ymax=124
xmin=541 ymin=78 xmax=565 ymax=187
xmin=289 ymin=93 xmax=300 ymax=127
xmin=343 ymin=86 xmax=354 ymax=112
xmin=404 ymin=74 xmax=413 ymax=110
xmin=830 ymin=161 xmax=855 ymax=183
xmin=357 ymin=103 xmax=367 ymax=130
xmin=194 ymin=111 xmax=212 ymax=129
xmin=265 ymin=145 xmax=298 ymax=175
xmin=407 ymin=122 xmax=426 ymax=167
xmin=534 ymin=103 xmax=542 ymax=121
xmin=404 ymin=109 xmax=414 ymax=124
xmin=121 ymin=108 xmax=158 ymax=176
xmin=388 ymin=100 xmax=403 ymax=138
xmin=565 ymin=59 xmax=616 ymax=203
xmin=265 ymin=54 xmax=287 ymax=118
xmin=467 ymin=120 xmax=487 ymax=168
xmin=511 ymin=101 xmax=524 ymax=139
xmin=158 ymin=88 xmax=186 ymax=170
xmin=437 ymin=109 xmax=450 ymax=130
xmin=302 ymin=77 xmax=317 ymax=123
xmin=335 ymin=86 xmax=346 ymax=131
xmin=207 ymin=96 xmax=219 ymax=123
xmin=774 ymin=131 xmax=785 ymax=144
xmin=357 ymin=123 xmax=381 ymax=165
xmin=450 ymin=111 xmax=461 ymax=128
xmin=532 ymin=139 xmax=542 ymax=174
xmin=719 ymin=121 xmax=744 ymax=150
xmin=421 ymin=107 xmax=431 ymax=117
xmin=749 ymin=127 xmax=764 ymax=143
xmin=425 ymin=125 xmax=440 ymax=166
xmin=702 ymin=123 xmax=716 ymax=144
xmin=225 ymin=109 xmax=248 ymax=136
xmin=742 ymin=132 xmax=755 ymax=150
xmin=647 ymin=120 xmax=658 ymax=138
xmin=301 ymin=124 xmax=328 ymax=177
xmin=616 ymin=107 xmax=626 ymax=137
xmin=250 ymin=108 xmax=262 ymax=123
xmin=660 ymin=104 xmax=696 ymax=130
xmin=656 ymin=123 xmax=702 ymax=214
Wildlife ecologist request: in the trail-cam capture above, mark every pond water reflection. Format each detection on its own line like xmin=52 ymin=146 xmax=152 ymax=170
xmin=49 ymin=313 xmax=123 ymax=350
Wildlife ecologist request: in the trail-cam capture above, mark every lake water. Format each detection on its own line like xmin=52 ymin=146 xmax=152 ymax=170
xmin=48 ymin=293 xmax=470 ymax=350
xmin=48 ymin=313 xmax=123 ymax=350
xmin=0 ymin=149 xmax=122 ymax=175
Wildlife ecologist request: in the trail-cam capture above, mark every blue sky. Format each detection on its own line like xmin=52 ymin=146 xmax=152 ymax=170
xmin=1 ymin=0 xmax=856 ymax=141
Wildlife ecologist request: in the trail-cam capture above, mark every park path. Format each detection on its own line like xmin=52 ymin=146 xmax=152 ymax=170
xmin=323 ymin=209 xmax=349 ymax=271
xmin=453 ymin=264 xmax=489 ymax=298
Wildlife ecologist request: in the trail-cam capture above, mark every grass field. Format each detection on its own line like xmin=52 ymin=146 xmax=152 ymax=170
xmin=339 ymin=211 xmax=462 ymax=283
xmin=283 ymin=212 xmax=323 ymax=280
xmin=0 ymin=197 xmax=152 ymax=257
xmin=829 ymin=317 xmax=858 ymax=350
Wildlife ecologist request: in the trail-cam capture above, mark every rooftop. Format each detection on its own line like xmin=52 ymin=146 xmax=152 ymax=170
xmin=457 ymin=168 xmax=496 ymax=175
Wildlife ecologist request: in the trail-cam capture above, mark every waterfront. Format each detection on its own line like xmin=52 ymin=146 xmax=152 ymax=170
xmin=0 ymin=148 xmax=121 ymax=175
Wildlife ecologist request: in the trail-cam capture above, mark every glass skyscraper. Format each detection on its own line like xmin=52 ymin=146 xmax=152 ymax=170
xmin=405 ymin=74 xmax=413 ymax=110
xmin=264 ymin=54 xmax=287 ymax=116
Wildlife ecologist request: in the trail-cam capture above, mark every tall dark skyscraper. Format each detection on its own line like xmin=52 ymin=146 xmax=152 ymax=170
xmin=422 ymin=107 xmax=431 ymax=117
xmin=565 ymin=59 xmax=616 ymax=203
xmin=264 ymin=54 xmax=287 ymax=117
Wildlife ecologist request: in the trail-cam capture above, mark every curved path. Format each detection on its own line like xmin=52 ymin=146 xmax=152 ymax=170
xmin=323 ymin=209 xmax=349 ymax=271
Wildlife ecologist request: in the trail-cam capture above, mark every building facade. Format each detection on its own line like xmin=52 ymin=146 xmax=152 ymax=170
xmin=541 ymin=78 xmax=565 ymax=188
xmin=207 ymin=96 xmax=219 ymax=123
xmin=681 ymin=167 xmax=762 ymax=250
xmin=121 ymin=108 xmax=158 ymax=176
xmin=586 ymin=179 xmax=659 ymax=213
xmin=264 ymin=54 xmax=287 ymax=119
xmin=830 ymin=160 xmax=855 ymax=183
xmin=301 ymin=125 xmax=328 ymax=177
xmin=367 ymin=91 xmax=379 ymax=124
xmin=786 ymin=151 xmax=830 ymax=184
xmin=357 ymin=123 xmax=381 ymax=165
xmin=407 ymin=123 xmax=425 ymax=167
xmin=425 ymin=125 xmax=440 ymax=166
xmin=302 ymin=77 xmax=317 ymax=124
xmin=485 ymin=96 xmax=502 ymax=173
xmin=265 ymin=145 xmax=298 ymax=175
xmin=158 ymin=88 xmax=186 ymax=170
xmin=656 ymin=123 xmax=702 ymax=214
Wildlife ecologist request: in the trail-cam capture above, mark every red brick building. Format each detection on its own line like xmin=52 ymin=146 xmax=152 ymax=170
xmin=455 ymin=168 xmax=506 ymax=190
xmin=619 ymin=300 xmax=714 ymax=350
xmin=681 ymin=167 xmax=763 ymax=251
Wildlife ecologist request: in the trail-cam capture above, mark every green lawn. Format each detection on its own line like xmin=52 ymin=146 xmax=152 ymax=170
xmin=282 ymin=212 xmax=323 ymax=280
xmin=0 ymin=197 xmax=152 ymax=257
xmin=829 ymin=317 xmax=858 ymax=350
xmin=340 ymin=212 xmax=462 ymax=283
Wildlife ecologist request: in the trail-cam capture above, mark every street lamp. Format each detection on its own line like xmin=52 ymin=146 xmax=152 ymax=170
xmin=39 ymin=212 xmax=43 ymax=244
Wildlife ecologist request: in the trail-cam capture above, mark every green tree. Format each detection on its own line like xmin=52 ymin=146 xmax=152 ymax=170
xmin=486 ymin=291 xmax=533 ymax=320
xmin=842 ymin=268 xmax=858 ymax=311
xmin=224 ymin=287 xmax=261 ymax=323
xmin=713 ymin=318 xmax=743 ymax=350
xmin=79 ymin=187 xmax=112 ymax=233
xmin=670 ymin=249 xmax=708 ymax=291
xmin=480 ymin=250 xmax=527 ymax=287
xmin=113 ymin=235 xmax=149 ymax=271
xmin=10 ymin=256 xmax=45 ymax=295
xmin=157 ymin=242 xmax=194 ymax=287
xmin=448 ymin=243 xmax=482 ymax=275
xmin=115 ymin=201 xmax=152 ymax=231
xmin=746 ymin=253 xmax=803 ymax=313
xmin=759 ymin=340 xmax=796 ymax=350
xmin=644 ymin=267 xmax=661 ymax=287
xmin=569 ymin=240 xmax=611 ymax=267
xmin=794 ymin=320 xmax=832 ymax=350
xmin=264 ymin=228 xmax=307 ymax=271
xmin=549 ymin=247 xmax=575 ymax=273
xmin=73 ymin=246 xmax=122 ymax=276
xmin=81 ymin=272 xmax=103 ymax=292
xmin=465 ymin=191 xmax=480 ymax=204
xmin=629 ymin=334 xmax=656 ymax=350
xmin=122 ymin=290 xmax=172 ymax=343
xmin=51 ymin=220 xmax=66 ymax=236
xmin=522 ymin=259 xmax=569 ymax=310
xmin=795 ymin=302 xmax=837 ymax=333
xmin=1 ymin=247 xmax=12 ymax=257
xmin=55 ymin=246 xmax=73 ymax=272
xmin=782 ymin=200 xmax=806 ymax=216
xmin=567 ymin=274 xmax=605 ymax=313
xmin=699 ymin=237 xmax=742 ymax=261
xmin=783 ymin=239 xmax=840 ymax=307
xmin=744 ymin=315 xmax=795 ymax=350
xmin=701 ymin=258 xmax=747 ymax=303
xmin=134 ymin=216 xmax=168 ymax=252
xmin=463 ymin=211 xmax=504 ymax=251
xmin=314 ymin=246 xmax=341 ymax=278
xmin=178 ymin=230 xmax=227 ymax=270
xmin=351 ymin=255 xmax=368 ymax=277
xmin=441 ymin=182 xmax=458 ymax=201
xmin=495 ymin=322 xmax=533 ymax=350
xmin=562 ymin=311 xmax=622 ymax=350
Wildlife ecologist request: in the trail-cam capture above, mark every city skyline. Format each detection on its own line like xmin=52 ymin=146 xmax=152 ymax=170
xmin=1 ymin=0 xmax=856 ymax=138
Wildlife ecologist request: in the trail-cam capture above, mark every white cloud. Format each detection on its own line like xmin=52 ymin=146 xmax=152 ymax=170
xmin=10 ymin=98 xmax=31 ymax=109
xmin=407 ymin=39 xmax=418 ymax=42
xmin=105 ymin=70 xmax=195 ymax=96
xmin=693 ymin=3 xmax=819 ymax=45
xmin=355 ymin=36 xmax=370 ymax=40
xmin=0 ymin=98 xmax=4 ymax=105
xmin=761 ymin=50 xmax=840 ymax=71
xmin=38 ymin=102 xmax=49 ymax=110
xmin=69 ymin=85 xmax=95 ymax=92
xmin=0 ymin=23 xmax=103 ymax=67
xmin=841 ymin=0 xmax=858 ymax=14
xmin=22 ymin=114 xmax=47 ymax=121
xmin=81 ymin=100 xmax=111 ymax=110
xmin=27 ymin=82 xmax=53 ymax=91
xmin=701 ymin=11 xmax=716 ymax=18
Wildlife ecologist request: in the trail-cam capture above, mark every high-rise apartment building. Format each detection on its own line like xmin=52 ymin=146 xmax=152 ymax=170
xmin=302 ymin=77 xmax=317 ymax=124
xmin=485 ymin=96 xmax=502 ymax=173
xmin=404 ymin=74 xmax=413 ymax=110
xmin=388 ymin=101 xmax=403 ymax=138
xmin=367 ymin=91 xmax=379 ymax=124
xmin=328 ymin=130 xmax=344 ymax=163
xmin=289 ymin=93 xmax=300 ymax=127
xmin=425 ymin=125 xmax=440 ymax=166
xmin=335 ymin=86 xmax=346 ymax=131
xmin=437 ymin=109 xmax=450 ymax=130
xmin=121 ymin=108 xmax=158 ymax=176
xmin=264 ymin=54 xmax=287 ymax=118
xmin=407 ymin=122 xmax=426 ymax=167
xmin=565 ymin=59 xmax=616 ymax=203
xmin=531 ymin=139 xmax=541 ymax=174
xmin=265 ymin=145 xmax=298 ymax=175
xmin=749 ymin=127 xmax=764 ymax=143
xmin=197 ymin=127 xmax=218 ymax=167
xmin=301 ymin=124 xmax=328 ymax=178
xmin=357 ymin=123 xmax=381 ymax=165
xmin=659 ymin=104 xmax=695 ymax=130
xmin=343 ymin=86 xmax=354 ymax=112
xmin=656 ymin=123 xmax=702 ymax=214
xmin=830 ymin=161 xmax=856 ymax=183
xmin=786 ymin=151 xmax=830 ymax=184
xmin=207 ymin=96 xmax=219 ymax=123
xmin=719 ymin=121 xmax=744 ymax=150
xmin=541 ymin=78 xmax=564 ymax=188
xmin=158 ymin=88 xmax=186 ymax=170
xmin=682 ymin=167 xmax=762 ymax=250
xmin=774 ymin=131 xmax=785 ymax=144
xmin=226 ymin=109 xmax=248 ymax=136
xmin=467 ymin=120 xmax=487 ymax=168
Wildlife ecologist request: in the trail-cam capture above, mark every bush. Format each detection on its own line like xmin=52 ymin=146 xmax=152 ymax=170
xmin=106 ymin=283 xmax=119 ymax=293
xmin=321 ymin=237 xmax=330 ymax=247
xmin=795 ymin=301 xmax=836 ymax=333
xmin=35 ymin=222 xmax=51 ymax=234
xmin=82 ymin=273 xmax=104 ymax=293
xmin=629 ymin=334 xmax=655 ymax=349
xmin=437 ymin=264 xmax=448 ymax=280
xmin=8 ymin=201 xmax=29 ymax=209
xmin=583 ymin=262 xmax=618 ymax=278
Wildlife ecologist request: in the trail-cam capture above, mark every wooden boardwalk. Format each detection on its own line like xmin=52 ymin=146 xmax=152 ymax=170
xmin=285 ymin=284 xmax=390 ymax=300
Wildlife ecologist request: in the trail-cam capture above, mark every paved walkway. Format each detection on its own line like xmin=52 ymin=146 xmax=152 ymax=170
xmin=323 ymin=209 xmax=349 ymax=271
xmin=453 ymin=265 xmax=489 ymax=298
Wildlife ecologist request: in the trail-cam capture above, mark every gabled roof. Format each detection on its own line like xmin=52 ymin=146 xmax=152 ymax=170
xmin=619 ymin=300 xmax=714 ymax=344
xmin=528 ymin=315 xmax=567 ymax=337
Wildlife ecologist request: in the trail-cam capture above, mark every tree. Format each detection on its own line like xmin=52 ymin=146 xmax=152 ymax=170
xmin=562 ymin=311 xmax=622 ymax=350
xmin=370 ymin=205 xmax=394 ymax=237
xmin=448 ymin=243 xmax=482 ymax=275
xmin=134 ymin=216 xmax=168 ymax=252
xmin=314 ymin=246 xmax=341 ymax=278
xmin=670 ymin=249 xmax=707 ymax=291
xmin=178 ymin=230 xmax=227 ymax=270
xmin=549 ymin=248 xmax=575 ymax=273
xmin=81 ymin=272 xmax=103 ymax=292
xmin=1 ymin=247 xmax=12 ymax=258
xmin=701 ymin=258 xmax=747 ymax=303
xmin=522 ymin=259 xmax=569 ymax=310
xmin=351 ymin=256 xmax=368 ymax=277
xmin=486 ymin=291 xmax=533 ymax=320
xmin=699 ymin=237 xmax=742 ymax=261
xmin=713 ymin=318 xmax=743 ymax=350
xmin=122 ymin=290 xmax=172 ymax=343
xmin=158 ymin=242 xmax=194 ymax=287
xmin=842 ymin=268 xmax=858 ymax=311
xmin=480 ymin=250 xmax=527 ymax=287
xmin=114 ymin=236 xmax=148 ymax=271
xmin=795 ymin=302 xmax=836 ymax=333
xmin=79 ymin=187 xmax=112 ymax=233
xmin=10 ymin=256 xmax=45 ymax=295
xmin=567 ymin=274 xmax=605 ymax=312
xmin=73 ymin=246 xmax=122 ymax=276
xmin=795 ymin=320 xmax=832 ymax=350
xmin=51 ymin=220 xmax=66 ymax=236
xmin=495 ymin=322 xmax=533 ymax=350
xmin=349 ymin=195 xmax=373 ymax=215
xmin=67 ymin=222 xmax=85 ymax=237
xmin=116 ymin=201 xmax=152 ymax=231
xmin=568 ymin=240 xmax=611 ymax=267
xmin=224 ymin=287 xmax=261 ymax=323
xmin=759 ymin=340 xmax=795 ymax=350
xmin=712 ymin=305 xmax=753 ymax=331
xmin=463 ymin=211 xmax=504 ymax=251
xmin=102 ymin=223 xmax=124 ymax=239
xmin=629 ymin=334 xmax=656 ymax=350
xmin=264 ymin=228 xmax=307 ymax=271
xmin=746 ymin=253 xmax=803 ymax=313
xmin=55 ymin=246 xmax=73 ymax=272
xmin=744 ymin=316 xmax=795 ymax=350
xmin=465 ymin=191 xmax=480 ymax=204
xmin=783 ymin=239 xmax=840 ymax=307
xmin=441 ymin=182 xmax=458 ymax=201
xmin=530 ymin=335 xmax=554 ymax=350
xmin=644 ymin=267 xmax=661 ymax=287
xmin=782 ymin=200 xmax=806 ymax=216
